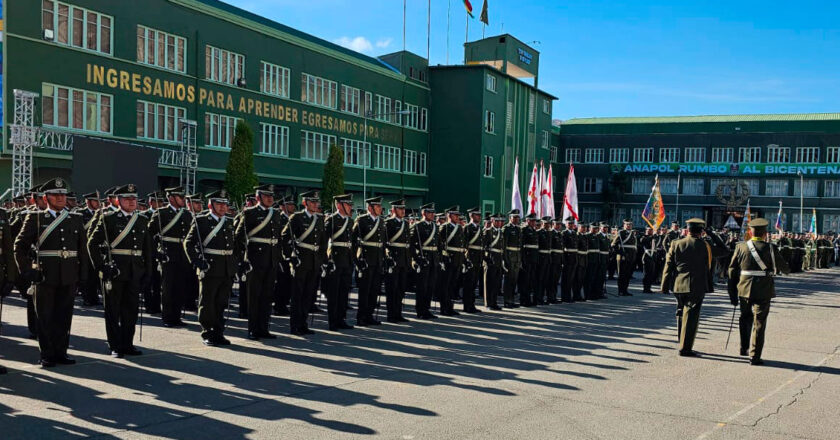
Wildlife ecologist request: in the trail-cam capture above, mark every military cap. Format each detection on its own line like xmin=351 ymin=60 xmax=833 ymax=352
xmin=749 ymin=218 xmax=769 ymax=229
xmin=300 ymin=190 xmax=319 ymax=201
xmin=492 ymin=212 xmax=506 ymax=221
xmin=389 ymin=198 xmax=405 ymax=208
xmin=334 ymin=194 xmax=354 ymax=204
xmin=509 ymin=209 xmax=521 ymax=217
xmin=281 ymin=196 xmax=296 ymax=206
xmin=466 ymin=206 xmax=480 ymax=215
xmin=40 ymin=177 xmax=69 ymax=194
xmin=685 ymin=218 xmax=706 ymax=227
xmin=243 ymin=192 xmax=257 ymax=201
xmin=671 ymin=221 xmax=679 ymax=226
xmin=590 ymin=222 xmax=599 ymax=228
xmin=446 ymin=205 xmax=461 ymax=215
xmin=114 ymin=183 xmax=138 ymax=198
xmin=542 ymin=216 xmax=554 ymax=222
xmin=254 ymin=184 xmax=276 ymax=196
xmin=599 ymin=222 xmax=609 ymax=227
xmin=82 ymin=191 xmax=98 ymax=200
xmin=187 ymin=192 xmax=203 ymax=201
xmin=13 ymin=195 xmax=26 ymax=203
xmin=525 ymin=213 xmax=537 ymax=220
xmin=103 ymin=185 xmax=119 ymax=197
xmin=420 ymin=202 xmax=435 ymax=212
xmin=165 ymin=186 xmax=185 ymax=196
xmin=623 ymin=218 xmax=633 ymax=224
xmin=146 ymin=191 xmax=164 ymax=201
xmin=206 ymin=189 xmax=229 ymax=204
xmin=564 ymin=216 xmax=576 ymax=223
xmin=66 ymin=191 xmax=77 ymax=200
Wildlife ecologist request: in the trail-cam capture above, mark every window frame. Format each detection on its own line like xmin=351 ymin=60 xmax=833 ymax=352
xmin=486 ymin=74 xmax=497 ymax=93
xmin=137 ymin=25 xmax=187 ymax=73
xmin=565 ymin=148 xmax=581 ymax=164
xmin=259 ymin=122 xmax=290 ymax=157
xmin=204 ymin=112 xmax=241 ymax=149
xmin=483 ymin=155 xmax=494 ymax=178
xmin=136 ymin=100 xmax=186 ymax=143
xmin=609 ymin=148 xmax=629 ymax=164
xmin=633 ymin=147 xmax=654 ymax=163
xmin=42 ymin=83 xmax=112 ymax=135
xmin=260 ymin=61 xmax=290 ymax=99
xmin=43 ymin=0 xmax=113 ymax=56
xmin=485 ymin=110 xmax=496 ymax=134
xmin=300 ymin=130 xmax=337 ymax=162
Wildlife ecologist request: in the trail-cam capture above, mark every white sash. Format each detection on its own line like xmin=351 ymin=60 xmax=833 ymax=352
xmin=297 ymin=214 xmax=318 ymax=243
xmin=38 ymin=210 xmax=69 ymax=247
xmin=490 ymin=230 xmax=501 ymax=248
xmin=422 ymin=222 xmax=436 ymax=247
xmin=389 ymin=220 xmax=405 ymax=244
xmin=331 ymin=215 xmax=350 ymax=241
xmin=362 ymin=216 xmax=381 ymax=242
xmin=468 ymin=225 xmax=481 ymax=246
xmin=160 ymin=209 xmax=184 ymax=237
xmin=746 ymin=240 xmax=768 ymax=271
xmin=202 ymin=216 xmax=227 ymax=248
xmin=446 ymin=223 xmax=460 ymax=245
xmin=110 ymin=212 xmax=139 ymax=249
xmin=247 ymin=208 xmax=274 ymax=238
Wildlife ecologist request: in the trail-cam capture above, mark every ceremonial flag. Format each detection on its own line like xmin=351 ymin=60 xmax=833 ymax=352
xmin=641 ymin=174 xmax=666 ymax=229
xmin=479 ymin=0 xmax=489 ymax=25
xmin=775 ymin=200 xmax=784 ymax=232
xmin=561 ymin=164 xmax=579 ymax=221
xmin=539 ymin=162 xmax=549 ymax=217
xmin=545 ymin=164 xmax=555 ymax=218
xmin=463 ymin=0 xmax=474 ymax=18
xmin=510 ymin=158 xmax=523 ymax=214
xmin=527 ymin=162 xmax=540 ymax=216
xmin=742 ymin=199 xmax=752 ymax=240
xmin=809 ymin=208 xmax=818 ymax=238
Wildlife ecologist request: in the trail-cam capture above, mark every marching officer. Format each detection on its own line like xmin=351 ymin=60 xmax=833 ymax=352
xmin=323 ymin=194 xmax=355 ymax=330
xmin=728 ymin=218 xmax=791 ymax=365
xmin=439 ymin=206 xmax=466 ymax=316
xmin=14 ymin=178 xmax=89 ymax=367
xmin=88 ymin=184 xmax=153 ymax=358
xmin=502 ymin=210 xmax=523 ymax=308
xmin=640 ymin=226 xmax=657 ymax=293
xmin=77 ymin=192 xmax=102 ymax=307
xmin=148 ymin=186 xmax=193 ymax=327
xmin=461 ymin=207 xmax=484 ymax=313
xmin=233 ymin=193 xmax=256 ymax=318
xmin=410 ymin=203 xmax=440 ymax=319
xmin=661 ymin=218 xmax=728 ymax=356
xmin=183 ymin=190 xmax=241 ymax=346
xmin=612 ymin=219 xmax=638 ymax=296
xmin=560 ymin=217 xmax=578 ymax=303
xmin=483 ymin=213 xmax=506 ymax=310
xmin=537 ymin=217 xmax=553 ymax=305
xmin=595 ymin=223 xmax=611 ymax=299
xmin=14 ymin=186 xmax=47 ymax=339
xmin=236 ymin=184 xmax=284 ymax=339
xmin=383 ymin=199 xmax=412 ymax=322
xmin=351 ymin=196 xmax=386 ymax=326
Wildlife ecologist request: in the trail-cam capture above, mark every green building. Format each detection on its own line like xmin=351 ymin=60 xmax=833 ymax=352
xmin=551 ymin=114 xmax=840 ymax=232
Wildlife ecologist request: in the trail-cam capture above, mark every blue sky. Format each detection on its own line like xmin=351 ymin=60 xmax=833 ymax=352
xmin=226 ymin=0 xmax=839 ymax=120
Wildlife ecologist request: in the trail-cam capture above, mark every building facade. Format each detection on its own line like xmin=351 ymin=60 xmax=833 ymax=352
xmin=551 ymin=115 xmax=840 ymax=232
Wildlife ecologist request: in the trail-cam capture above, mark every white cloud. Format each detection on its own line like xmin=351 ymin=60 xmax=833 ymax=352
xmin=375 ymin=38 xmax=393 ymax=49
xmin=333 ymin=36 xmax=373 ymax=53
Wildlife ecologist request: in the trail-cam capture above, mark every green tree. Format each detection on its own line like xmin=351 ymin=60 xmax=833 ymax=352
xmin=320 ymin=143 xmax=345 ymax=210
xmin=224 ymin=120 xmax=259 ymax=207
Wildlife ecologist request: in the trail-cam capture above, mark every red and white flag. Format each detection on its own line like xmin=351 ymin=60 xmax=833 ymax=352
xmin=527 ymin=162 xmax=540 ymax=216
xmin=545 ymin=164 xmax=554 ymax=218
xmin=539 ymin=162 xmax=550 ymax=218
xmin=561 ymin=163 xmax=579 ymax=222
xmin=510 ymin=158 xmax=523 ymax=214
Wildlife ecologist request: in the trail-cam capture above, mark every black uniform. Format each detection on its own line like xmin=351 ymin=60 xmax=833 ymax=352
xmin=352 ymin=213 xmax=385 ymax=325
xmin=502 ymin=222 xmax=523 ymax=307
xmin=573 ymin=230 xmax=589 ymax=301
xmin=439 ymin=220 xmax=466 ymax=315
xmin=272 ymin=210 xmax=293 ymax=316
xmin=612 ymin=229 xmax=638 ymax=296
xmin=148 ymin=205 xmax=193 ymax=326
xmin=640 ymin=233 xmax=658 ymax=293
xmin=536 ymin=227 xmax=552 ymax=304
xmin=410 ymin=219 xmax=440 ymax=318
xmin=384 ymin=216 xmax=411 ymax=321
xmin=324 ymin=212 xmax=354 ymax=328
xmin=461 ymin=220 xmax=484 ymax=312
xmin=547 ymin=228 xmax=563 ymax=303
xmin=77 ymin=206 xmax=103 ymax=306
xmin=483 ymin=224 xmax=505 ymax=309
xmin=560 ymin=228 xmax=578 ymax=303
xmin=236 ymin=204 xmax=284 ymax=337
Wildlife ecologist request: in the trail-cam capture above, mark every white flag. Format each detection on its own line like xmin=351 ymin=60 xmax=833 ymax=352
xmin=561 ymin=164 xmax=579 ymax=222
xmin=510 ymin=158 xmax=523 ymax=214
xmin=539 ymin=162 xmax=550 ymax=218
xmin=527 ymin=162 xmax=540 ymax=216
xmin=545 ymin=164 xmax=555 ymax=218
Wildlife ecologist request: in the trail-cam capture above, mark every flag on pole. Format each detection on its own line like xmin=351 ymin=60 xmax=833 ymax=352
xmin=561 ymin=164 xmax=579 ymax=222
xmin=742 ymin=199 xmax=752 ymax=240
xmin=527 ymin=162 xmax=540 ymax=216
xmin=545 ymin=164 xmax=555 ymax=218
xmin=775 ymin=200 xmax=784 ymax=232
xmin=510 ymin=158 xmax=523 ymax=214
xmin=539 ymin=162 xmax=550 ymax=218
xmin=809 ymin=208 xmax=817 ymax=239
xmin=463 ymin=0 xmax=474 ymax=18
xmin=479 ymin=0 xmax=489 ymax=25
xmin=641 ymin=174 xmax=666 ymax=229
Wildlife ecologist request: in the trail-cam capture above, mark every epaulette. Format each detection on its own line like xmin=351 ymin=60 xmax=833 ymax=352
xmin=197 ymin=212 xmax=211 ymax=219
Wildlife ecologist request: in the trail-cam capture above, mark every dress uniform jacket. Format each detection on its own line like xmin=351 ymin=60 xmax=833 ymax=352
xmin=324 ymin=212 xmax=354 ymax=326
xmin=612 ymin=229 xmax=638 ymax=295
xmin=460 ymin=220 xmax=484 ymax=312
xmin=560 ymin=229 xmax=578 ymax=302
xmin=483 ymin=226 xmax=505 ymax=308
xmin=439 ymin=221 xmax=466 ymax=314
xmin=410 ymin=219 xmax=440 ymax=317
xmin=236 ymin=204 xmax=285 ymax=336
xmin=148 ymin=205 xmax=193 ymax=325
xmin=502 ymin=222 xmax=523 ymax=306
xmin=281 ymin=210 xmax=326 ymax=333
xmin=384 ymin=216 xmax=411 ymax=320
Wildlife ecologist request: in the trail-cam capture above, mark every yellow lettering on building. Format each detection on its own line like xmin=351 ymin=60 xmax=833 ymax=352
xmin=163 ymin=81 xmax=175 ymax=100
xmin=143 ymin=77 xmax=152 ymax=95
xmin=187 ymin=85 xmax=195 ymax=103
xmin=131 ymin=74 xmax=141 ymax=93
xmin=152 ymin=79 xmax=162 ymax=97
xmin=176 ymin=84 xmax=186 ymax=101
xmin=105 ymin=68 xmax=117 ymax=88
xmin=119 ymin=71 xmax=130 ymax=91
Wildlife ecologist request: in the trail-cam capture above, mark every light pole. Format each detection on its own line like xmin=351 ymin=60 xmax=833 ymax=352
xmin=362 ymin=109 xmax=411 ymax=199
xmin=798 ymin=170 xmax=804 ymax=233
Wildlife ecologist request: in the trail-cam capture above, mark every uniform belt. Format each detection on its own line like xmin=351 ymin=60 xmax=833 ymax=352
xmin=297 ymin=242 xmax=319 ymax=252
xmin=361 ymin=241 xmax=382 ymax=248
xmin=388 ymin=242 xmax=410 ymax=248
xmin=523 ymin=244 xmax=539 ymax=249
xmin=599 ymin=251 xmax=610 ymax=255
xmin=111 ymin=249 xmax=143 ymax=257
xmin=160 ymin=236 xmax=182 ymax=243
xmin=330 ymin=241 xmax=351 ymax=248
xmin=741 ymin=270 xmax=771 ymax=277
xmin=577 ymin=250 xmax=588 ymax=254
xmin=204 ymin=249 xmax=233 ymax=256
xmin=489 ymin=248 xmax=502 ymax=254
xmin=539 ymin=250 xmax=551 ymax=254
xmin=40 ymin=250 xmax=78 ymax=259
xmin=551 ymin=249 xmax=564 ymax=253
xmin=250 ymin=237 xmax=278 ymax=245
xmin=505 ymin=247 xmax=520 ymax=252
xmin=446 ymin=246 xmax=465 ymax=253
xmin=468 ymin=245 xmax=483 ymax=251
xmin=421 ymin=246 xmax=438 ymax=252
xmin=588 ymin=249 xmax=599 ymax=253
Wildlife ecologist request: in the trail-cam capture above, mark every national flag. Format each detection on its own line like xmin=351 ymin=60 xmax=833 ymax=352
xmin=463 ymin=0 xmax=474 ymax=18
xmin=545 ymin=164 xmax=555 ymax=218
xmin=539 ymin=162 xmax=549 ymax=218
xmin=742 ymin=199 xmax=752 ymax=240
xmin=527 ymin=162 xmax=540 ymax=216
xmin=641 ymin=174 xmax=666 ymax=229
xmin=774 ymin=200 xmax=784 ymax=232
xmin=561 ymin=164 xmax=579 ymax=222
xmin=510 ymin=158 xmax=523 ymax=214
xmin=809 ymin=208 xmax=818 ymax=239
xmin=479 ymin=0 xmax=489 ymax=25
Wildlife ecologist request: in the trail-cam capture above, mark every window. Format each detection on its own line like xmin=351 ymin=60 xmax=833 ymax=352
xmin=260 ymin=61 xmax=290 ymax=98
xmin=795 ymin=146 xmax=820 ymax=163
xmin=660 ymin=178 xmax=678 ymax=195
xmin=43 ymin=1 xmax=112 ymax=55
xmin=341 ymin=138 xmax=370 ymax=167
xmin=137 ymin=26 xmax=185 ymax=73
xmin=581 ymin=207 xmax=600 ymax=222
xmin=420 ymin=108 xmax=428 ymax=132
xmin=404 ymin=150 xmax=426 ymax=175
xmin=205 ymin=45 xmax=245 ymax=86
xmin=394 ymin=101 xmax=403 ymax=125
xmin=543 ymin=99 xmax=550 ymax=114
xmin=681 ymin=178 xmax=704 ymax=195
xmin=584 ymin=148 xmax=604 ymax=164
xmin=301 ymin=73 xmax=338 ymax=109
xmin=684 ymin=147 xmax=705 ymax=163
xmin=485 ymin=111 xmax=496 ymax=133
xmin=711 ymin=147 xmax=733 ymax=163
xmin=765 ymin=179 xmax=789 ymax=196
xmin=766 ymin=145 xmax=790 ymax=163
xmin=375 ymin=95 xmax=393 ymax=122
xmin=581 ymin=177 xmax=602 ymax=193
xmin=483 ymin=155 xmax=494 ymax=178
xmin=339 ymin=85 xmax=361 ymax=115
xmin=630 ymin=208 xmax=644 ymax=227
xmin=827 ymin=147 xmax=840 ymax=163
xmin=609 ymin=148 xmax=629 ymax=163
xmin=824 ymin=215 xmax=840 ymax=235
xmin=300 ymin=130 xmax=336 ymax=162
xmin=486 ymin=74 xmax=497 ymax=92
xmin=659 ymin=147 xmax=679 ymax=163
xmin=42 ymin=83 xmax=111 ymax=134
xmin=680 ymin=209 xmax=703 ymax=224
xmin=825 ymin=181 xmax=840 ymax=198
xmin=793 ymin=179 xmax=818 ymax=197
xmin=204 ymin=113 xmax=240 ymax=148
xmin=136 ymin=101 xmax=186 ymax=142
xmin=550 ymin=146 xmax=558 ymax=163
xmin=565 ymin=148 xmax=580 ymax=163
xmin=790 ymin=213 xmax=804 ymax=233
xmin=404 ymin=103 xmax=419 ymax=129
xmin=710 ymin=178 xmax=729 ymax=196
xmin=633 ymin=147 xmax=653 ymax=163
xmin=743 ymin=179 xmax=760 ymax=196
xmin=528 ymin=92 xmax=535 ymax=124
xmin=363 ymin=92 xmax=373 ymax=116
xmin=374 ymin=144 xmax=401 ymax=171
xmin=419 ymin=153 xmax=427 ymax=175
xmin=541 ymin=130 xmax=550 ymax=149
xmin=260 ymin=123 xmax=289 ymax=156
xmin=632 ymin=177 xmax=653 ymax=194
xmin=738 ymin=147 xmax=761 ymax=163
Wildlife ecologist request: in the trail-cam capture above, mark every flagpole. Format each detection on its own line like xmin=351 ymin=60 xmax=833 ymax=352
xmin=675 ymin=171 xmax=681 ymax=224
xmin=403 ymin=0 xmax=407 ymax=53
xmin=427 ymin=0 xmax=431 ymax=60
xmin=446 ymin=0 xmax=451 ymax=64
xmin=465 ymin=8 xmax=469 ymax=49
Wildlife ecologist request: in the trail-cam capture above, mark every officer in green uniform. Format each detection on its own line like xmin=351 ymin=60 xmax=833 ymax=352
xmin=560 ymin=217 xmax=578 ymax=303
xmin=438 ymin=206 xmax=465 ymax=315
xmin=281 ymin=190 xmax=325 ymax=336
xmin=461 ymin=207 xmax=484 ymax=313
xmin=728 ymin=218 xmax=791 ymax=365
xmin=410 ymin=203 xmax=440 ymax=319
xmin=324 ymin=194 xmax=355 ymax=330
xmin=612 ymin=219 xmax=638 ymax=296
xmin=661 ymin=218 xmax=728 ymax=356
xmin=483 ymin=213 xmax=506 ymax=310
xmin=14 ymin=178 xmax=89 ymax=367
xmin=273 ymin=196 xmax=295 ymax=316
xmin=777 ymin=231 xmax=793 ymax=269
xmin=351 ymin=196 xmax=386 ymax=325
xmin=88 ymin=184 xmax=153 ymax=357
xmin=148 ymin=186 xmax=193 ymax=327
xmin=502 ymin=210 xmax=523 ymax=308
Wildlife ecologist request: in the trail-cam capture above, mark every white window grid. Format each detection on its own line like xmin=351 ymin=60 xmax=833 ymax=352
xmin=823 ymin=215 xmax=840 ymax=235
xmin=403 ymin=103 xmax=419 ymax=129
xmin=795 ymin=146 xmax=820 ymax=163
xmin=738 ymin=147 xmax=761 ymax=163
xmin=565 ymin=148 xmax=580 ymax=164
xmin=420 ymin=108 xmax=428 ymax=132
xmin=136 ymin=100 xmax=186 ymax=143
xmin=505 ymin=102 xmax=513 ymax=134
xmin=260 ymin=123 xmax=289 ymax=157
xmin=260 ymin=61 xmax=290 ymax=98
xmin=631 ymin=177 xmax=653 ymax=194
xmin=609 ymin=148 xmax=629 ymax=163
xmin=793 ymin=179 xmax=818 ymax=197
xmin=485 ymin=111 xmax=496 ymax=134
xmin=340 ymin=85 xmax=361 ymax=115
xmin=766 ymin=145 xmax=790 ymax=163
xmin=204 ymin=113 xmax=240 ymax=148
xmin=541 ymin=130 xmax=550 ymax=149
xmin=528 ymin=93 xmax=535 ymax=124
xmin=681 ymin=178 xmax=704 ymax=195
xmin=711 ymin=147 xmax=733 ymax=163
xmin=137 ymin=25 xmax=186 ymax=73
xmin=341 ymin=138 xmax=370 ymax=167
xmin=825 ymin=181 xmax=840 ymax=198
xmin=543 ymin=99 xmax=551 ymax=114
xmin=581 ymin=177 xmax=602 ymax=193
xmin=633 ymin=148 xmax=653 ymax=163
xmin=765 ymin=179 xmax=789 ymax=197
xmin=301 ymin=73 xmax=338 ymax=109
xmin=550 ymin=146 xmax=559 ymax=163
xmin=205 ymin=45 xmax=245 ymax=86
xmin=584 ymin=148 xmax=604 ymax=164
xmin=374 ymin=144 xmax=401 ymax=171
xmin=300 ymin=130 xmax=336 ymax=162
xmin=404 ymin=150 xmax=418 ymax=174
xmin=42 ymin=0 xmax=112 ymax=55
xmin=375 ymin=95 xmax=393 ymax=123
xmin=486 ymin=74 xmax=497 ymax=93
xmin=41 ymin=83 xmax=112 ymax=134
xmin=660 ymin=178 xmax=678 ymax=195
xmin=483 ymin=155 xmax=494 ymax=178
xmin=684 ymin=147 xmax=705 ymax=163
xmin=827 ymin=147 xmax=840 ymax=164
xmin=659 ymin=148 xmax=679 ymax=163
xmin=363 ymin=92 xmax=373 ymax=116
xmin=394 ymin=101 xmax=403 ymax=126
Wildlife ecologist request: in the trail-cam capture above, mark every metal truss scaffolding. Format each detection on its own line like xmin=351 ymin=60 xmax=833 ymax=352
xmin=178 ymin=120 xmax=198 ymax=195
xmin=9 ymin=89 xmax=39 ymax=196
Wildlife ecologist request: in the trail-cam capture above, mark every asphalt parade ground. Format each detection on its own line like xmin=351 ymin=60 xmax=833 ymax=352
xmin=1 ymin=270 xmax=839 ymax=440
